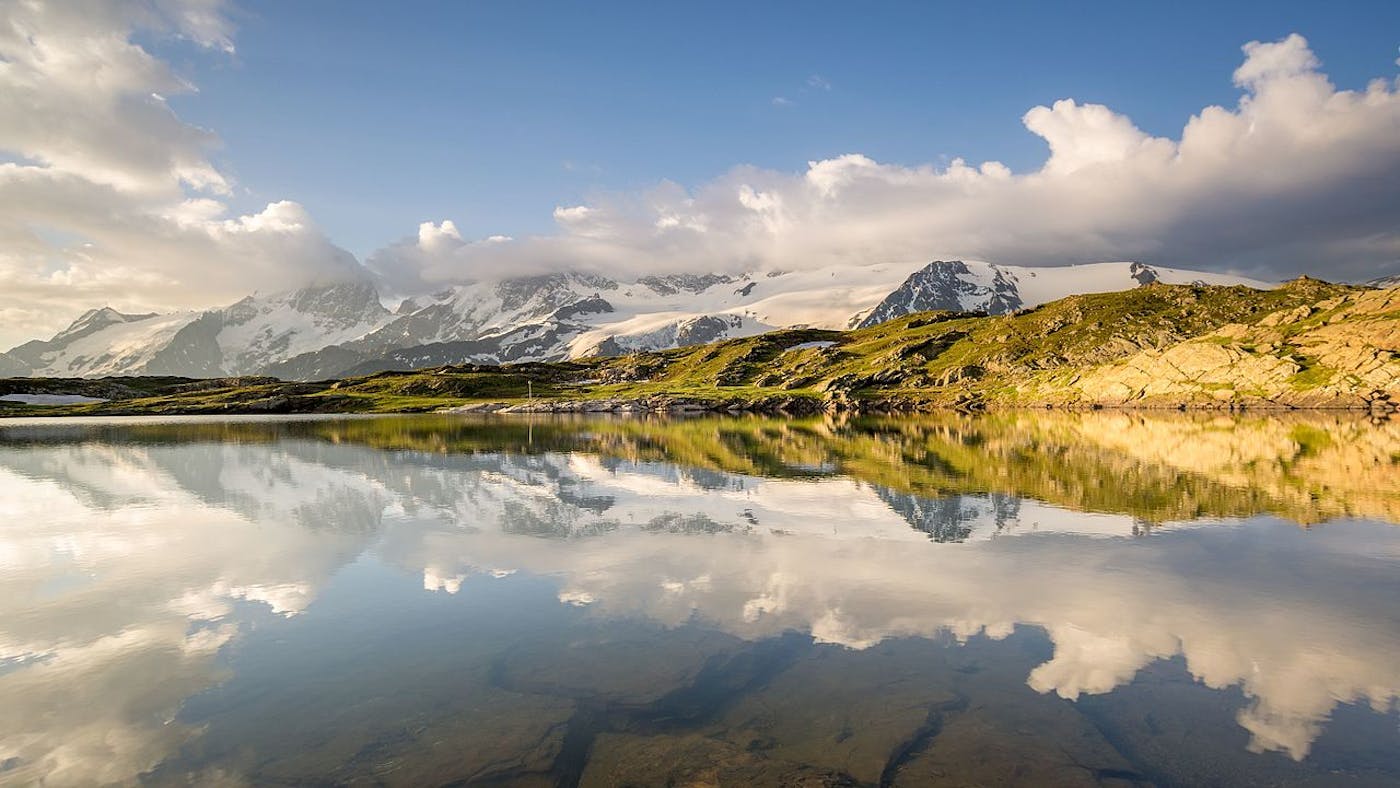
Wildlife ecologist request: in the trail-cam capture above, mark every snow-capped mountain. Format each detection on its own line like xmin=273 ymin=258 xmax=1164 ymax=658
xmin=0 ymin=352 xmax=27 ymax=377
xmin=7 ymin=307 xmax=203 ymax=378
xmin=856 ymin=260 xmax=1274 ymax=327
xmin=7 ymin=281 xmax=392 ymax=378
xmin=266 ymin=263 xmax=917 ymax=379
xmin=1367 ymin=273 xmax=1400 ymax=289
xmin=5 ymin=261 xmax=1274 ymax=380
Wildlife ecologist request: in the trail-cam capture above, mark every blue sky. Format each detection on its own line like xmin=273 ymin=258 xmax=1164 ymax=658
xmin=160 ymin=0 xmax=1400 ymax=259
xmin=5 ymin=0 xmax=1400 ymax=343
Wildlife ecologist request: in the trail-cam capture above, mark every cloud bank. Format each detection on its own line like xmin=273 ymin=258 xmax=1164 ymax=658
xmin=1 ymin=0 xmax=1398 ymax=344
xmin=375 ymin=33 xmax=1400 ymax=293
xmin=0 ymin=0 xmax=359 ymax=346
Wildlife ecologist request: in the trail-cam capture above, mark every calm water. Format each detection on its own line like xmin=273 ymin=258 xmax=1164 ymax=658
xmin=1 ymin=412 xmax=1399 ymax=786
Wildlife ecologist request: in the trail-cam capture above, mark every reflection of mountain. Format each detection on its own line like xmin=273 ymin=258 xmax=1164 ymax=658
xmin=1 ymin=413 xmax=1398 ymax=782
xmin=879 ymin=490 xmax=1023 ymax=542
xmin=11 ymin=410 xmax=1396 ymax=526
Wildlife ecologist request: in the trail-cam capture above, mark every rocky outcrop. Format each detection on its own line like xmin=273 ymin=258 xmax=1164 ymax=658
xmin=858 ymin=261 xmax=1022 ymax=327
xmin=1052 ymin=286 xmax=1399 ymax=409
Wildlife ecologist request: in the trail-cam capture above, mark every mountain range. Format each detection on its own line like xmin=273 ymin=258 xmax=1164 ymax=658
xmin=2 ymin=261 xmax=1276 ymax=380
xmin=4 ymin=276 xmax=1396 ymax=417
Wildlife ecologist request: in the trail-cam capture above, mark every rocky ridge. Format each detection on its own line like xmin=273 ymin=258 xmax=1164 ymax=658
xmin=3 ymin=280 xmax=1395 ymax=418
xmin=7 ymin=261 xmax=1269 ymax=380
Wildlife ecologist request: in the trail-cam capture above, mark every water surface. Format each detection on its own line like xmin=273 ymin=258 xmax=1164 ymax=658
xmin=2 ymin=412 xmax=1398 ymax=786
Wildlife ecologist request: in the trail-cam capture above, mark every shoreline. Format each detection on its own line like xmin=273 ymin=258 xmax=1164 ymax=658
xmin=3 ymin=394 xmax=1393 ymax=419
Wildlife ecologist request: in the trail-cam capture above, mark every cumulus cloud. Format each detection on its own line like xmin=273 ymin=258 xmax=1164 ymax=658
xmin=5 ymin=18 xmax=1399 ymax=344
xmin=4 ymin=418 xmax=1400 ymax=774
xmin=0 ymin=0 xmax=361 ymax=347
xmin=371 ymin=33 xmax=1400 ymax=293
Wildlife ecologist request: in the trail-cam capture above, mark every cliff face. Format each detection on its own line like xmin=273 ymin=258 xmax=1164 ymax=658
xmin=1055 ymin=286 xmax=1398 ymax=409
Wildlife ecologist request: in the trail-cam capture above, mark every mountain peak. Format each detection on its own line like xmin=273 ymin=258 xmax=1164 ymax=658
xmin=51 ymin=306 xmax=156 ymax=344
xmin=857 ymin=260 xmax=1270 ymax=328
xmin=5 ymin=261 xmax=1277 ymax=380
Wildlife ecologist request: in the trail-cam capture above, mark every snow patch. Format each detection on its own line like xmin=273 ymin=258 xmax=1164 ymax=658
xmin=0 ymin=394 xmax=109 ymax=405
xmin=783 ymin=341 xmax=836 ymax=352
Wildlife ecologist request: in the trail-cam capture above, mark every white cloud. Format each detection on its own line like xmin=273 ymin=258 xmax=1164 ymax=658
xmin=1022 ymin=99 xmax=1175 ymax=175
xmin=0 ymin=0 xmax=362 ymax=348
xmin=1234 ymin=33 xmax=1320 ymax=88
xmin=373 ymin=34 xmax=1400 ymax=292
xmin=4 ymin=20 xmax=1400 ymax=348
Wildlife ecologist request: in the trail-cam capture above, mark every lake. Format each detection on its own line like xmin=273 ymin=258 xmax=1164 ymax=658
xmin=1 ymin=412 xmax=1398 ymax=786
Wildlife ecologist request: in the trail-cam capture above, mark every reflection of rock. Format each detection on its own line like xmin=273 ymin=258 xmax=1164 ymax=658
xmin=1069 ymin=658 xmax=1400 ymax=785
xmin=645 ymin=512 xmax=737 ymax=534
xmin=889 ymin=634 xmax=1141 ymax=786
xmin=575 ymin=635 xmax=1147 ymax=787
xmin=493 ymin=625 xmax=742 ymax=706
xmin=415 ymin=516 xmax=1400 ymax=761
xmin=4 ymin=414 xmax=1400 ymax=780
xmin=1041 ymin=412 xmax=1400 ymax=524
xmin=581 ymin=733 xmax=855 ymax=787
xmin=895 ymin=701 xmax=1137 ymax=787
xmin=160 ymin=683 xmax=574 ymax=787
xmin=709 ymin=643 xmax=964 ymax=784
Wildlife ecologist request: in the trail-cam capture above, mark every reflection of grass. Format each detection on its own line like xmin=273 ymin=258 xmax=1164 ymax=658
xmin=20 ymin=411 xmax=1391 ymax=526
xmin=1289 ymin=424 xmax=1334 ymax=458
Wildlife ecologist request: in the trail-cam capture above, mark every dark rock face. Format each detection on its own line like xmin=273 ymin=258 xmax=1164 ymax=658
xmin=337 ymin=324 xmax=576 ymax=377
xmin=143 ymin=313 xmax=226 ymax=377
xmin=495 ymin=274 xmax=617 ymax=312
xmin=857 ymin=261 xmax=1025 ymax=328
xmin=265 ymin=345 xmax=372 ymax=381
xmin=638 ymin=273 xmax=733 ymax=296
xmin=553 ymin=296 xmax=614 ymax=321
xmin=675 ymin=315 xmax=739 ymax=347
xmin=1129 ymin=262 xmax=1160 ymax=286
xmin=589 ymin=337 xmax=628 ymax=358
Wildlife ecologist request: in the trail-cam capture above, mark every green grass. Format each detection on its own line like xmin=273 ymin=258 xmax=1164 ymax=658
xmin=1 ymin=278 xmax=1388 ymax=417
xmin=1288 ymin=361 xmax=1336 ymax=391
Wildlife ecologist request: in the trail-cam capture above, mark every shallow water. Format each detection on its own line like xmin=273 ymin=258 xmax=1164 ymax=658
xmin=1 ymin=412 xmax=1398 ymax=786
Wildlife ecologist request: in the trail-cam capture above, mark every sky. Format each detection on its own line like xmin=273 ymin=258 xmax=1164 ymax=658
xmin=2 ymin=0 xmax=1400 ymax=346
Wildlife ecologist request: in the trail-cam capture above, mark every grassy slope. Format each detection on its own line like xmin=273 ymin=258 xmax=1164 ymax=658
xmin=1 ymin=279 xmax=1390 ymax=417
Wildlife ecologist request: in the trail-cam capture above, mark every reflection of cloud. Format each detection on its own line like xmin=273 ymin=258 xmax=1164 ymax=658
xmin=0 ymin=623 xmax=234 ymax=785
xmin=386 ymin=492 xmax=1400 ymax=767
xmin=0 ymin=442 xmax=383 ymax=784
xmin=1 ymin=425 xmax=1398 ymax=777
xmin=558 ymin=590 xmax=595 ymax=606
xmin=423 ymin=568 xmax=465 ymax=594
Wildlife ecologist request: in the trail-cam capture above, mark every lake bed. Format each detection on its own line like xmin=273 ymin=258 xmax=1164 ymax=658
xmin=2 ymin=412 xmax=1398 ymax=786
